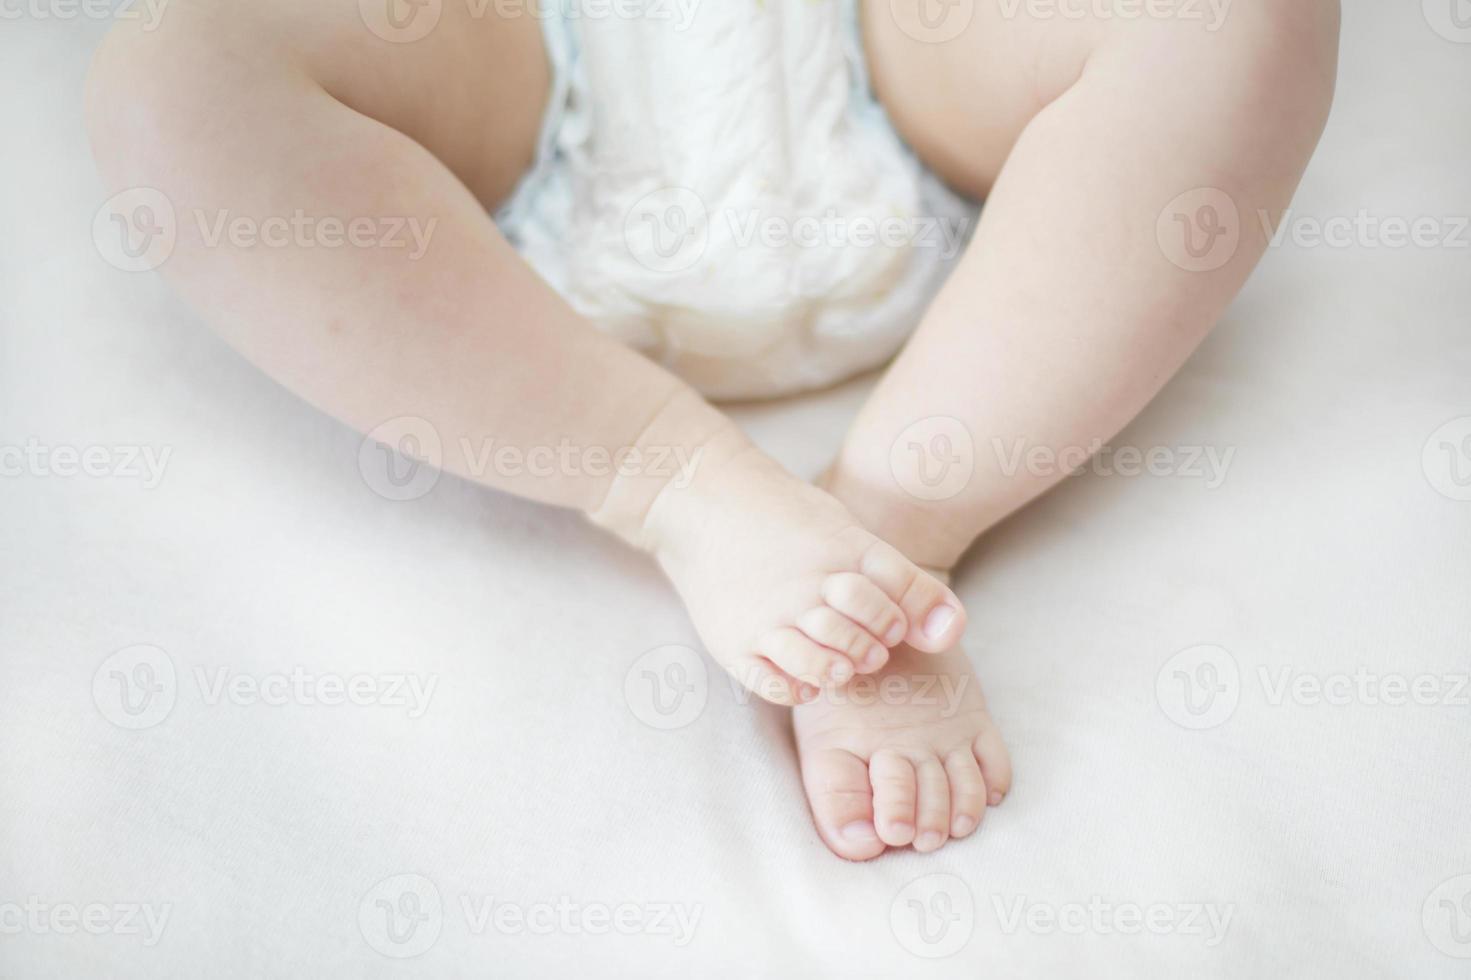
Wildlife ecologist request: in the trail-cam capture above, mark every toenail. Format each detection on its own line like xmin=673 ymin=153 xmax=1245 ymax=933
xmin=923 ymin=605 xmax=957 ymax=640
xmin=863 ymin=645 xmax=887 ymax=670
xmin=915 ymin=831 xmax=945 ymax=851
xmin=829 ymin=661 xmax=853 ymax=684
xmin=840 ymin=821 xmax=878 ymax=842
xmin=884 ymin=621 xmax=905 ymax=646
xmin=988 ymin=790 xmax=1004 ymax=806
xmin=953 ymin=815 xmax=976 ymax=837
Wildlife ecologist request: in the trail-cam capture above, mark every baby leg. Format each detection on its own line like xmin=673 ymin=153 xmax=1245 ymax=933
xmin=83 ymin=0 xmax=963 ymax=703
xmin=832 ymin=0 xmax=1341 ymax=567
xmin=798 ymin=0 xmax=1340 ymax=859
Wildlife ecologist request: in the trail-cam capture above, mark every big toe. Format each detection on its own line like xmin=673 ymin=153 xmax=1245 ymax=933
xmin=858 ymin=540 xmax=966 ymax=653
xmin=799 ymin=746 xmax=887 ymax=861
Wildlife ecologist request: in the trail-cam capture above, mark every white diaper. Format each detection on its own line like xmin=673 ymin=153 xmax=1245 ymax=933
xmin=494 ymin=0 xmax=978 ymax=401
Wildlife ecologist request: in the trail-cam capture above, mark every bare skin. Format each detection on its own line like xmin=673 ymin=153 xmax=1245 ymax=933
xmin=85 ymin=0 xmax=1339 ymax=860
xmin=83 ymin=0 xmax=967 ymax=713
xmin=794 ymin=0 xmax=1339 ymax=860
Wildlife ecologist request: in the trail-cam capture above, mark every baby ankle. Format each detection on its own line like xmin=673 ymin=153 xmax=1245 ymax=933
xmin=587 ymin=389 xmax=748 ymax=551
xmin=819 ymin=462 xmax=970 ymax=574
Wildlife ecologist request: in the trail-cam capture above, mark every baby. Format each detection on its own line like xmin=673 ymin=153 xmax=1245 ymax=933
xmin=84 ymin=0 xmax=1339 ymax=860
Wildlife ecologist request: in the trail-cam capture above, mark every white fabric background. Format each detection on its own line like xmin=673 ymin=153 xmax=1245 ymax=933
xmin=2 ymin=3 xmax=1469 ymax=977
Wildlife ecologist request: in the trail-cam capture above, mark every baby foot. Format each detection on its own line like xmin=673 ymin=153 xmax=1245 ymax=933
xmin=633 ymin=428 xmax=967 ymax=705
xmin=794 ymin=644 xmax=1011 ymax=860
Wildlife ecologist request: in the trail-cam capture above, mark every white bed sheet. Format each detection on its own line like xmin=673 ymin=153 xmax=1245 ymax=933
xmin=2 ymin=4 xmax=1469 ymax=976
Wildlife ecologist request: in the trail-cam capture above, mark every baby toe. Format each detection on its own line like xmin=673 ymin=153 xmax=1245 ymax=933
xmin=739 ymin=657 xmax=814 ymax=707
xmin=973 ymin=724 xmax=1013 ymax=806
xmin=858 ymin=541 xmax=966 ymax=653
xmin=911 ymin=756 xmax=951 ymax=853
xmin=821 ymin=571 xmax=907 ymax=651
xmin=760 ymin=627 xmax=853 ymax=690
xmin=799 ymin=747 xmax=886 ymax=861
xmin=944 ymin=749 xmax=987 ymax=838
xmin=868 ymin=750 xmax=917 ymax=847
xmin=796 ymin=606 xmax=888 ymax=675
